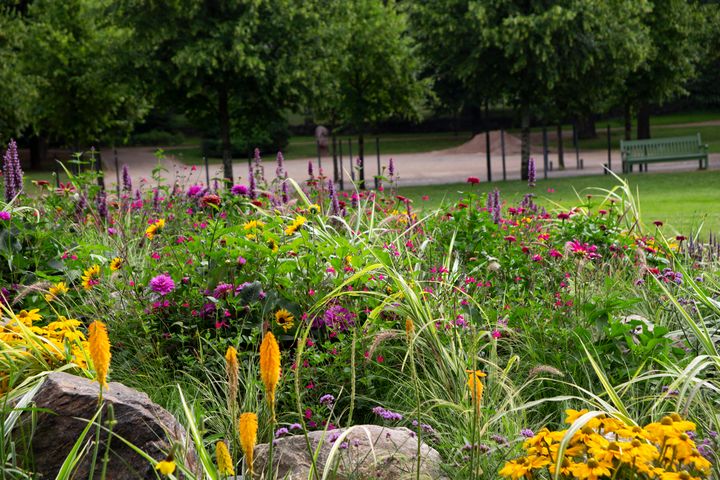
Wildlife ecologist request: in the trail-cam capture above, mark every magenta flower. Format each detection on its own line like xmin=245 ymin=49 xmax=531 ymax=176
xmin=0 ymin=211 xmax=10 ymax=221
xmin=150 ymin=274 xmax=175 ymax=295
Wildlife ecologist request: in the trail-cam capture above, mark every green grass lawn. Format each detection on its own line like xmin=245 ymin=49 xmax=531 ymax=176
xmin=397 ymin=170 xmax=720 ymax=236
xmin=167 ymin=131 xmax=473 ymax=164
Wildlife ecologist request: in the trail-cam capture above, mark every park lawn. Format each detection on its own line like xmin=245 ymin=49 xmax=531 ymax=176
xmin=397 ymin=169 xmax=720 ymax=236
xmin=167 ymin=131 xmax=473 ymax=164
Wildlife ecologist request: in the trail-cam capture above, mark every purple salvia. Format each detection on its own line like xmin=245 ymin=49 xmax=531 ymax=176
xmin=486 ymin=191 xmax=495 ymax=212
xmin=121 ymin=164 xmax=132 ymax=192
xmin=134 ymin=189 xmax=142 ymax=202
xmin=3 ymin=139 xmax=18 ymax=202
xmin=308 ymin=160 xmax=314 ymax=178
xmin=328 ymin=179 xmax=340 ymax=216
xmin=528 ymin=157 xmax=536 ymax=187
xmin=249 ymin=164 xmax=257 ymax=200
xmin=213 ymin=178 xmax=219 ymax=192
xmin=75 ymin=193 xmax=87 ymax=221
xmin=152 ymin=188 xmax=160 ymax=211
xmin=388 ymin=157 xmax=395 ymax=177
xmin=492 ymin=189 xmax=502 ymax=224
xmin=9 ymin=140 xmax=22 ymax=199
xmin=282 ymin=172 xmax=289 ymax=204
xmin=351 ymin=193 xmax=359 ymax=208
xmin=276 ymin=151 xmax=285 ymax=178
xmin=95 ymin=190 xmax=108 ymax=220
xmin=253 ymin=148 xmax=265 ymax=182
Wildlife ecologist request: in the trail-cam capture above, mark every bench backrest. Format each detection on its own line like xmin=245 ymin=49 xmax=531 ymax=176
xmin=620 ymin=134 xmax=703 ymax=160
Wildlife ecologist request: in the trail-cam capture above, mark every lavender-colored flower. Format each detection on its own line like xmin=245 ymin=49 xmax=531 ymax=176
xmin=253 ymin=148 xmax=265 ymax=182
xmin=231 ymin=184 xmax=249 ymax=196
xmin=289 ymin=423 xmax=302 ymax=430
xmin=152 ymin=188 xmax=160 ymax=211
xmin=75 ymin=193 xmax=87 ymax=220
xmin=520 ymin=428 xmax=535 ymax=438
xmin=372 ymin=406 xmax=403 ymax=421
xmin=150 ymin=274 xmax=175 ymax=296
xmin=121 ymin=164 xmax=132 ymax=192
xmin=307 ymin=160 xmax=314 ymax=178
xmin=492 ymin=189 xmax=502 ymax=224
xmin=486 ymin=191 xmax=495 ymax=212
xmin=388 ymin=158 xmax=395 ymax=177
xmin=275 ymin=427 xmax=289 ymax=438
xmin=490 ymin=434 xmax=509 ymax=446
xmin=134 ymin=189 xmax=142 ymax=202
xmin=3 ymin=139 xmax=22 ymax=202
xmin=528 ymin=157 xmax=536 ymax=187
xmin=322 ymin=305 xmax=355 ymax=331
xmin=319 ymin=394 xmax=335 ymax=406
xmin=328 ymin=179 xmax=340 ymax=216
xmin=95 ymin=190 xmax=108 ymax=220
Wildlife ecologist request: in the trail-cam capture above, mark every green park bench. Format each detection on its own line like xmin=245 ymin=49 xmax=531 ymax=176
xmin=620 ymin=134 xmax=709 ymax=173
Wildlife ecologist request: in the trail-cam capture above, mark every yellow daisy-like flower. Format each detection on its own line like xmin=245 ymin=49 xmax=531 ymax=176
xmin=275 ymin=309 xmax=295 ymax=332
xmin=109 ymin=257 xmax=124 ymax=271
xmin=499 ymin=455 xmax=550 ymax=479
xmin=16 ymin=309 xmax=42 ymax=326
xmin=155 ymin=458 xmax=176 ymax=476
xmin=145 ymin=219 xmax=165 ymax=240
xmin=267 ymin=238 xmax=279 ymax=253
xmin=45 ymin=281 xmax=69 ymax=302
xmin=284 ymin=215 xmax=307 ymax=235
xmin=243 ymin=220 xmax=265 ymax=231
xmin=570 ymin=457 xmax=612 ymax=480
xmin=308 ymin=204 xmax=321 ymax=214
xmin=81 ymin=264 xmax=101 ymax=290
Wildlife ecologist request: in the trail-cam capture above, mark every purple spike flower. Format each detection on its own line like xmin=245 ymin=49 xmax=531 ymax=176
xmin=492 ymin=189 xmax=502 ymax=224
xmin=486 ymin=191 xmax=495 ymax=212
xmin=3 ymin=139 xmax=21 ymax=202
xmin=276 ymin=151 xmax=285 ymax=178
xmin=152 ymin=188 xmax=160 ymax=211
xmin=308 ymin=160 xmax=314 ymax=178
xmin=249 ymin=164 xmax=257 ymax=200
xmin=75 ymin=193 xmax=87 ymax=221
xmin=95 ymin=190 xmax=108 ymax=220
xmin=121 ymin=164 xmax=132 ymax=192
xmin=528 ymin=157 xmax=536 ymax=187
xmin=328 ymin=179 xmax=340 ymax=216
xmin=388 ymin=158 xmax=395 ymax=177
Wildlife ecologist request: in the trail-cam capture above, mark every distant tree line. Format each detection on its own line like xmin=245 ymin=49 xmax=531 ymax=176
xmin=0 ymin=0 xmax=718 ymax=183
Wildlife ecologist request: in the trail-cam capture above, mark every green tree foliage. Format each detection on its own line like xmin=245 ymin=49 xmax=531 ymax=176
xmin=412 ymin=0 xmax=652 ymax=178
xmin=314 ymin=0 xmax=429 ymax=189
xmin=19 ymin=0 xmax=151 ymax=150
xmin=122 ymin=0 xmax=325 ymax=183
xmin=0 ymin=8 xmax=36 ymax=140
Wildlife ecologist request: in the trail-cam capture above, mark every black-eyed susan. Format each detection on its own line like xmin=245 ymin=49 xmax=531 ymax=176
xmin=45 ymin=282 xmax=69 ymax=302
xmin=267 ymin=238 xmax=279 ymax=253
xmin=145 ymin=219 xmax=165 ymax=239
xmin=284 ymin=215 xmax=307 ymax=235
xmin=308 ymin=203 xmax=321 ymax=214
xmin=109 ymin=257 xmax=124 ymax=271
xmin=275 ymin=308 xmax=295 ymax=332
xmin=16 ymin=309 xmax=42 ymax=326
xmin=81 ymin=265 xmax=101 ymax=290
xmin=569 ymin=457 xmax=612 ymax=480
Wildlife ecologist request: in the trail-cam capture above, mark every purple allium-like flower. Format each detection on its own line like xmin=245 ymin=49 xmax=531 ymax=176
xmin=328 ymin=179 xmax=340 ymax=216
xmin=520 ymin=428 xmax=535 ymax=438
xmin=0 ymin=211 xmax=10 ymax=221
xmin=490 ymin=434 xmax=509 ymax=446
xmin=95 ymin=190 xmax=108 ymax=220
xmin=187 ymin=184 xmax=204 ymax=197
xmin=275 ymin=427 xmax=289 ymax=438
xmin=3 ymin=139 xmax=22 ymax=202
xmin=319 ymin=394 xmax=335 ymax=407
xmin=121 ymin=164 xmax=132 ymax=192
xmin=150 ymin=274 xmax=175 ymax=296
xmin=372 ymin=406 xmax=403 ymax=421
xmin=528 ymin=157 xmax=536 ymax=187
xmin=322 ymin=305 xmax=355 ymax=331
xmin=231 ymin=184 xmax=249 ymax=196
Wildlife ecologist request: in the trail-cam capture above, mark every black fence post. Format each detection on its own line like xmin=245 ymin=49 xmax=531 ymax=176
xmin=113 ymin=149 xmax=119 ymax=197
xmin=607 ymin=124 xmax=612 ymax=173
xmin=348 ymin=139 xmax=355 ymax=182
xmin=557 ymin=124 xmax=564 ymax=169
xmin=542 ymin=126 xmax=549 ymax=179
xmin=332 ymin=135 xmax=338 ymax=183
xmin=375 ymin=137 xmax=381 ymax=190
xmin=501 ymin=129 xmax=506 ymax=181
xmin=94 ymin=148 xmax=105 ymax=190
xmin=204 ymin=155 xmax=210 ymax=186
xmin=316 ymin=140 xmax=322 ymax=171
xmin=338 ymin=139 xmax=344 ymax=190
xmin=485 ymin=130 xmax=492 ymax=182
xmin=573 ymin=123 xmax=581 ymax=169
xmin=56 ymin=155 xmax=62 ymax=189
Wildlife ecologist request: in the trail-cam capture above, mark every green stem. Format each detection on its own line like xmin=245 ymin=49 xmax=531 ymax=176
xmin=347 ymin=327 xmax=357 ymax=427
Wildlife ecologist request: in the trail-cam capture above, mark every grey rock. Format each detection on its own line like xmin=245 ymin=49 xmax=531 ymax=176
xmin=25 ymin=372 xmax=197 ymax=479
xmin=254 ymin=424 xmax=448 ymax=480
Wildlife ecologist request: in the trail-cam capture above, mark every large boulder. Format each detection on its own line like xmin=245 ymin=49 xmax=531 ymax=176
xmin=254 ymin=425 xmax=448 ymax=480
xmin=25 ymin=372 xmax=197 ymax=479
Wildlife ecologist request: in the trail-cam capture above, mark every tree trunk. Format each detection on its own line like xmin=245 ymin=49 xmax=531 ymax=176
xmin=358 ymin=131 xmax=365 ymax=190
xmin=637 ymin=103 xmax=651 ymax=140
xmin=576 ymin=114 xmax=597 ymax=139
xmin=624 ymin=103 xmax=633 ymax=141
xmin=218 ymin=86 xmax=233 ymax=184
xmin=520 ymin=104 xmax=531 ymax=181
xmin=29 ymin=134 xmax=48 ymax=170
xmin=556 ymin=124 xmax=564 ymax=169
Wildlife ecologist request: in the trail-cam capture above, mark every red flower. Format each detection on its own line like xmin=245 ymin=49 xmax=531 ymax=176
xmin=466 ymin=176 xmax=480 ymax=184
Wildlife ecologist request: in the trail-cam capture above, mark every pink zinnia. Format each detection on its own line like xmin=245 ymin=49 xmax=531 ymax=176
xmin=150 ymin=274 xmax=175 ymax=295
xmin=0 ymin=211 xmax=10 ymax=221
xmin=466 ymin=176 xmax=480 ymax=185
